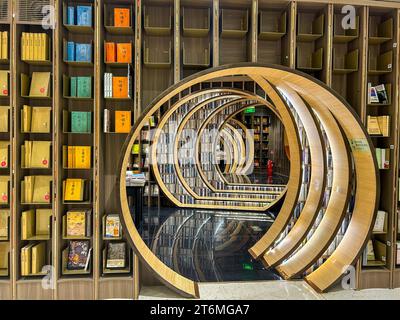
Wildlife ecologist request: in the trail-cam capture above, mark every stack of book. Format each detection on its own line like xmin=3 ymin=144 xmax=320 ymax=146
xmin=70 ymin=111 xmax=91 ymax=133
xmin=21 ymin=242 xmax=46 ymax=276
xmin=367 ymin=115 xmax=390 ymax=137
xmin=21 ymin=105 xmax=51 ymax=133
xmin=0 ymin=31 xmax=8 ymax=60
xmin=21 ymin=209 xmax=52 ymax=240
xmin=21 ymin=141 xmax=51 ymax=169
xmin=0 ymin=71 xmax=8 ymax=96
xmin=66 ymin=41 xmax=92 ymax=63
xmin=375 ymin=148 xmax=390 ymax=169
xmin=368 ymin=83 xmax=389 ymax=104
xmin=63 ymin=178 xmax=87 ymax=202
xmin=104 ymin=73 xmax=131 ymax=98
xmin=103 ymin=110 xmax=131 ymax=133
xmin=0 ymin=141 xmax=9 ymax=168
xmin=67 ymin=76 xmax=92 ymax=98
xmin=0 ymin=210 xmax=8 ymax=239
xmin=105 ymin=42 xmax=132 ymax=63
xmin=63 ymin=146 xmax=91 ymax=169
xmin=21 ymin=176 xmax=52 ymax=204
xmin=21 ymin=33 xmax=50 ymax=61
xmin=65 ymin=210 xmax=92 ymax=238
xmin=66 ymin=5 xmax=93 ymax=27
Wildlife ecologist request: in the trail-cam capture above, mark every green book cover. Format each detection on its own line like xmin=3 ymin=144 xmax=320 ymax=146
xmin=71 ymin=111 xmax=91 ymax=133
xmin=70 ymin=77 xmax=77 ymax=97
xmin=77 ymin=76 xmax=91 ymax=98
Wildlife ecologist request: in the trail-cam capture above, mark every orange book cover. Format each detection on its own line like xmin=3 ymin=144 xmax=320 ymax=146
xmin=105 ymin=42 xmax=116 ymax=63
xmin=115 ymin=111 xmax=131 ymax=133
xmin=114 ymin=8 xmax=130 ymax=27
xmin=116 ymin=43 xmax=132 ymax=63
xmin=112 ymin=77 xmax=128 ymax=98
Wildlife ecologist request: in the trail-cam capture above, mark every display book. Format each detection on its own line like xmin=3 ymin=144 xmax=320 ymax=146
xmin=104 ymin=64 xmax=132 ymax=99
xmin=21 ymin=32 xmax=49 ymax=62
xmin=362 ymin=210 xmax=388 ymax=266
xmin=366 ymin=115 xmax=390 ymax=137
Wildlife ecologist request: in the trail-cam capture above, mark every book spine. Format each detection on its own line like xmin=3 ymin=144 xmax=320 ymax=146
xmin=67 ymin=6 xmax=75 ymax=25
xmin=70 ymin=77 xmax=77 ymax=97
xmin=104 ymin=109 xmax=110 ymax=133
xmin=67 ymin=41 xmax=75 ymax=61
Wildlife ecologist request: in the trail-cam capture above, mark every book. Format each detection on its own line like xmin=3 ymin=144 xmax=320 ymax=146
xmin=1 ymin=31 xmax=8 ymax=60
xmin=21 ymin=243 xmax=34 ymax=276
xmin=104 ymin=73 xmax=113 ymax=98
xmin=0 ymin=107 xmax=8 ymax=132
xmin=36 ymin=209 xmax=52 ymax=236
xmin=31 ymin=242 xmax=46 ymax=274
xmin=116 ymin=43 xmax=132 ymax=63
xmin=66 ymin=211 xmax=86 ymax=237
xmin=114 ymin=8 xmax=130 ymax=27
xmin=75 ymin=43 xmax=92 ymax=62
xmin=105 ymin=42 xmax=116 ymax=63
xmin=64 ymin=178 xmax=85 ymax=202
xmin=70 ymin=77 xmax=77 ymax=97
xmin=0 ymin=141 xmax=8 ymax=168
xmin=112 ymin=76 xmax=128 ymax=98
xmin=67 ymin=240 xmax=90 ymax=270
xmin=0 ymin=71 xmax=8 ymax=96
xmin=0 ymin=242 xmax=8 ymax=275
xmin=65 ymin=146 xmax=91 ymax=169
xmin=29 ymin=72 xmax=50 ymax=97
xmin=32 ymin=176 xmax=52 ymax=204
xmin=367 ymin=115 xmax=390 ymax=136
xmin=375 ymin=148 xmax=390 ymax=169
xmin=373 ymin=210 xmax=387 ymax=233
xmin=21 ymin=209 xmax=35 ymax=240
xmin=115 ymin=111 xmax=131 ymax=133
xmin=71 ymin=111 xmax=91 ymax=133
xmin=30 ymin=106 xmax=51 ymax=133
xmin=77 ymin=76 xmax=92 ymax=98
xmin=21 ymin=33 xmax=48 ymax=61
xmin=77 ymin=5 xmax=92 ymax=27
xmin=375 ymin=84 xmax=389 ymax=104
xmin=104 ymin=109 xmax=110 ymax=133
xmin=0 ymin=210 xmax=8 ymax=239
xmin=106 ymin=242 xmax=126 ymax=269
xmin=67 ymin=41 xmax=75 ymax=61
xmin=104 ymin=214 xmax=121 ymax=239
xmin=67 ymin=6 xmax=75 ymax=25
xmin=22 ymin=140 xmax=51 ymax=168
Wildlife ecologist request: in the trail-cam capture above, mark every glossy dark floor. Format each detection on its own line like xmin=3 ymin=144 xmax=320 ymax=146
xmin=140 ymin=207 xmax=282 ymax=282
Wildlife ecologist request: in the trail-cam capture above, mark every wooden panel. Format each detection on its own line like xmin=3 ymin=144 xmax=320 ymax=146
xmin=98 ymin=278 xmax=134 ymax=300
xmin=358 ymin=269 xmax=391 ymax=289
xmin=16 ymin=281 xmax=53 ymax=300
xmin=0 ymin=281 xmax=11 ymax=299
xmin=57 ymin=279 xmax=94 ymax=300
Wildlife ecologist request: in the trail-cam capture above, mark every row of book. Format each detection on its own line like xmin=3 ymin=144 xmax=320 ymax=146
xmin=375 ymin=148 xmax=390 ymax=169
xmin=66 ymin=5 xmax=93 ymax=27
xmin=66 ymin=42 xmax=92 ymax=63
xmin=21 ymin=33 xmax=50 ymax=62
xmin=105 ymin=42 xmax=132 ymax=63
xmin=66 ymin=76 xmax=92 ymax=98
xmin=64 ymin=178 xmax=89 ymax=202
xmin=21 ymin=242 xmax=46 ymax=276
xmin=67 ymin=111 xmax=91 ymax=133
xmin=104 ymin=109 xmax=132 ymax=133
xmin=104 ymin=73 xmax=131 ymax=98
xmin=21 ymin=209 xmax=52 ymax=240
xmin=23 ymin=72 xmax=51 ymax=97
xmin=63 ymin=146 xmax=91 ymax=169
xmin=367 ymin=115 xmax=390 ymax=137
xmin=21 ymin=105 xmax=51 ymax=133
xmin=0 ymin=32 xmax=8 ymax=60
xmin=367 ymin=83 xmax=389 ymax=105
xmin=21 ymin=140 xmax=51 ymax=169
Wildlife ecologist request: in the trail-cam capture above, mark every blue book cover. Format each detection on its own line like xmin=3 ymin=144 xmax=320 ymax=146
xmin=67 ymin=6 xmax=75 ymax=25
xmin=75 ymin=43 xmax=92 ymax=62
xmin=67 ymin=41 xmax=75 ymax=61
xmin=77 ymin=6 xmax=92 ymax=27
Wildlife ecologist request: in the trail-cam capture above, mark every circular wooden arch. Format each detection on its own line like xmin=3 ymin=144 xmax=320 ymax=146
xmin=118 ymin=64 xmax=378 ymax=298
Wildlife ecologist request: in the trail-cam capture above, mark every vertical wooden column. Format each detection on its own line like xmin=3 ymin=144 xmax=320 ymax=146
xmin=324 ymin=4 xmax=333 ymax=86
xmin=173 ymin=0 xmax=180 ymax=83
xmin=289 ymin=1 xmax=296 ymax=69
xmin=359 ymin=6 xmax=368 ymax=125
xmin=250 ymin=0 xmax=258 ymax=63
xmin=134 ymin=0 xmax=142 ymax=118
xmin=212 ymin=0 xmax=219 ymax=67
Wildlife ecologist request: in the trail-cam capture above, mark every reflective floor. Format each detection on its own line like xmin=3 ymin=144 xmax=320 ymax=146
xmin=223 ymin=171 xmax=289 ymax=185
xmin=140 ymin=207 xmax=282 ymax=282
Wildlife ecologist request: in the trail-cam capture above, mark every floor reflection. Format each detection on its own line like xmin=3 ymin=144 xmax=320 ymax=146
xmin=223 ymin=172 xmax=289 ymax=185
xmin=140 ymin=207 xmax=281 ymax=282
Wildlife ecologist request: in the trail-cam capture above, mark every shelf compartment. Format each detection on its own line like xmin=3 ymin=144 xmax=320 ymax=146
xmin=220 ymin=9 xmax=248 ymax=38
xmin=368 ymin=50 xmax=393 ymax=75
xmin=102 ymin=246 xmax=131 ymax=275
xmin=62 ymin=39 xmax=93 ymax=66
xmin=20 ymin=73 xmax=52 ymax=99
xmin=297 ymin=13 xmax=324 ymax=42
xmin=183 ymin=39 xmax=210 ymax=68
xmin=62 ymin=2 xmax=94 ymax=34
xmin=296 ymin=47 xmax=323 ymax=71
xmin=61 ymin=247 xmax=92 ymax=275
xmin=62 ymin=75 xmax=93 ymax=100
xmin=104 ymin=3 xmax=134 ymax=35
xmin=182 ymin=7 xmax=210 ymax=37
xmin=258 ymin=10 xmax=286 ymax=40
xmin=143 ymin=5 xmax=171 ymax=36
xmin=367 ymin=83 xmax=391 ymax=106
xmin=62 ymin=214 xmax=91 ymax=240
xmin=333 ymin=14 xmax=359 ymax=43
xmin=143 ymin=39 xmax=171 ymax=68
xmin=333 ymin=48 xmax=358 ymax=74
xmin=368 ymin=16 xmax=393 ymax=45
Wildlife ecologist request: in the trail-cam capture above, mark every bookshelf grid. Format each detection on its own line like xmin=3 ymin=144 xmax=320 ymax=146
xmin=0 ymin=0 xmax=399 ymax=300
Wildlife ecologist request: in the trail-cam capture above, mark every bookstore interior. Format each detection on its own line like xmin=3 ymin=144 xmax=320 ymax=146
xmin=0 ymin=0 xmax=399 ymax=301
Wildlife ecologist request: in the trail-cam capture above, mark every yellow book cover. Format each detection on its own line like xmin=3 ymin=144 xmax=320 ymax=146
xmin=25 ymin=140 xmax=32 ymax=168
xmin=21 ymin=32 xmax=26 ymax=60
xmin=22 ymin=105 xmax=32 ymax=133
xmin=32 ymin=176 xmax=52 ymax=203
xmin=31 ymin=242 xmax=46 ymax=274
xmin=21 ymin=244 xmax=33 ymax=276
xmin=66 ymin=211 xmax=86 ymax=237
xmin=35 ymin=209 xmax=52 ymax=236
xmin=42 ymin=33 xmax=49 ymax=61
xmin=0 ymin=176 xmax=8 ymax=204
xmin=0 ymin=71 xmax=8 ymax=96
xmin=367 ymin=116 xmax=381 ymax=135
xmin=64 ymin=179 xmax=84 ymax=202
xmin=29 ymin=72 xmax=50 ymax=97
xmin=1 ymin=32 xmax=7 ymax=60
xmin=67 ymin=146 xmax=74 ymax=168
xmin=73 ymin=146 xmax=91 ymax=169
xmin=0 ymin=210 xmax=8 ymax=238
xmin=33 ymin=33 xmax=39 ymax=61
xmin=28 ymin=33 xmax=34 ymax=61
xmin=115 ymin=111 xmax=131 ymax=133
xmin=30 ymin=141 xmax=51 ymax=168
xmin=0 ymin=107 xmax=8 ymax=132
xmin=377 ymin=116 xmax=390 ymax=137
xmin=0 ymin=141 xmax=8 ymax=169
xmin=30 ymin=106 xmax=51 ymax=133
xmin=23 ymin=176 xmax=33 ymax=204
xmin=21 ymin=209 xmax=35 ymax=240
xmin=0 ymin=242 xmax=8 ymax=272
